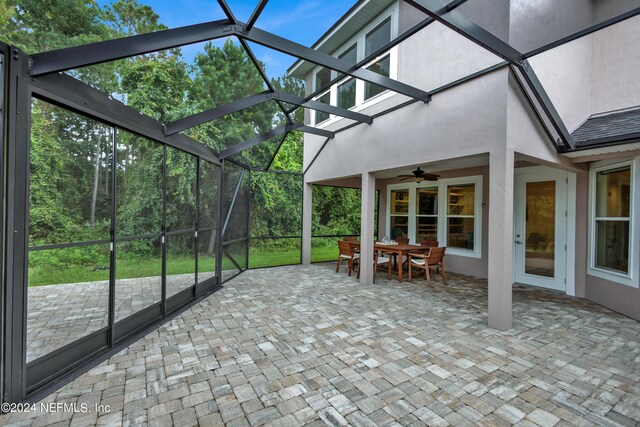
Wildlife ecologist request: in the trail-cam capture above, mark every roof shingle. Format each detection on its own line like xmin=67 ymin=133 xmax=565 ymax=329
xmin=572 ymin=107 xmax=640 ymax=148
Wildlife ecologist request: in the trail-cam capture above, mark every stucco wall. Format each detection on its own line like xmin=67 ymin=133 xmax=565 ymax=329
xmin=505 ymin=74 xmax=580 ymax=170
xmin=304 ymin=68 xmax=509 ymax=181
xmin=509 ymin=0 xmax=593 ymax=53
xmin=528 ymin=36 xmax=593 ymax=132
xmin=591 ymin=15 xmax=640 ymax=114
xmin=594 ymin=0 xmax=640 ymax=21
xmin=397 ymin=22 xmax=502 ymax=93
xmin=586 ymin=275 xmax=640 ymax=321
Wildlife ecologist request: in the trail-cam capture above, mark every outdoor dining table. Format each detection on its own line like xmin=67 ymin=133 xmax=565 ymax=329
xmin=349 ymin=242 xmax=428 ymax=282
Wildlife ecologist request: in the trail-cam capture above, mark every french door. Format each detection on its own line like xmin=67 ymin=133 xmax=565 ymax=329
xmin=514 ymin=169 xmax=569 ymax=291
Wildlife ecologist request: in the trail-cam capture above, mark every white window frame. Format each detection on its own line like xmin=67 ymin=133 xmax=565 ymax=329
xmin=388 ymin=188 xmax=411 ymax=239
xmin=386 ymin=175 xmax=483 ymax=259
xmin=588 ymin=157 xmax=640 ymax=287
xmin=311 ymin=2 xmax=399 ymax=126
xmin=415 ymin=186 xmax=439 ymax=242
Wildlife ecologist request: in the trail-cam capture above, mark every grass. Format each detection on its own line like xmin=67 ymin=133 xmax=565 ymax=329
xmin=28 ymin=245 xmax=340 ymax=286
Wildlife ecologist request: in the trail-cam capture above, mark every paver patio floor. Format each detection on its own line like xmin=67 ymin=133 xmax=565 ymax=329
xmin=3 ymin=263 xmax=640 ymax=426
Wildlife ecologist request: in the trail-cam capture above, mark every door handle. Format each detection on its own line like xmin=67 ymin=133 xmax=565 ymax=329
xmin=515 ymin=240 xmax=523 ymax=244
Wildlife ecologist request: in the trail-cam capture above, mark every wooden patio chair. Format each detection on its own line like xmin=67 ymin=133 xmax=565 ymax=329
xmin=419 ymin=239 xmax=439 ymax=248
xmin=343 ymin=236 xmax=359 ymax=242
xmin=357 ymin=250 xmax=392 ymax=283
xmin=336 ymin=240 xmax=360 ymax=276
xmin=395 ymin=237 xmax=409 ymax=244
xmin=408 ymin=247 xmax=447 ymax=285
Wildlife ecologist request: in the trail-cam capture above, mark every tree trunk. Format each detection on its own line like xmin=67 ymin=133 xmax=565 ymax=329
xmin=90 ymin=133 xmax=101 ymax=226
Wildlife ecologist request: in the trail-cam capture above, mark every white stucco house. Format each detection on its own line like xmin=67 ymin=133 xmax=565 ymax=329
xmin=291 ymin=0 xmax=640 ymax=330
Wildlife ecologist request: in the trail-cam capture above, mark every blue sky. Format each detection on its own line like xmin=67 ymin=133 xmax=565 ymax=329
xmin=101 ymin=0 xmax=356 ymax=79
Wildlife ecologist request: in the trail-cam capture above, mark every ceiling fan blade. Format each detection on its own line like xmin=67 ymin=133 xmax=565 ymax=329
xmin=399 ymin=176 xmax=413 ymax=181
xmin=422 ymin=174 xmax=439 ymax=181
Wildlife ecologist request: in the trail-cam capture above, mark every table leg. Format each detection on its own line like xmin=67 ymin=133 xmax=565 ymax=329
xmin=397 ymin=250 xmax=403 ymax=282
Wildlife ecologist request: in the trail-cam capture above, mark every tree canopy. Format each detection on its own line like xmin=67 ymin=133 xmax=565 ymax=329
xmin=2 ymin=0 xmax=363 ymax=273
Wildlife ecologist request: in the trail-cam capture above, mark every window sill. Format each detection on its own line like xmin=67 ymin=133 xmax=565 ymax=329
xmin=445 ymin=247 xmax=482 ymax=259
xmin=587 ymin=267 xmax=637 ymax=288
xmin=313 ymin=89 xmax=396 ymax=128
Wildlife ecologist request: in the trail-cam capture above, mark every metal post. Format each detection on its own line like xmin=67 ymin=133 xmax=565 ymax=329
xmin=108 ymin=129 xmax=117 ymax=347
xmin=161 ymin=145 xmax=167 ymax=316
xmin=194 ymin=158 xmax=200 ymax=294
xmin=214 ymin=163 xmax=223 ymax=285
xmin=3 ymin=48 xmax=31 ymax=403
xmin=245 ymin=168 xmax=251 ymax=270
xmin=0 ymin=43 xmax=6 ymax=402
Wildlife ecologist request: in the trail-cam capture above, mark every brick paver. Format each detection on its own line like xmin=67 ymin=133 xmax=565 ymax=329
xmin=4 ymin=263 xmax=640 ymax=426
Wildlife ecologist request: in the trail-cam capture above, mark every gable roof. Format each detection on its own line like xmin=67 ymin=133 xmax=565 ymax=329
xmin=571 ymin=107 xmax=640 ymax=149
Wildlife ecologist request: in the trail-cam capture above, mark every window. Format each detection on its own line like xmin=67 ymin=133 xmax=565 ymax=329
xmin=315 ymin=91 xmax=331 ymax=124
xmin=589 ymin=160 xmax=639 ymax=287
xmin=390 ymin=189 xmax=409 ymax=240
xmin=595 ymin=166 xmax=630 ymax=273
xmin=365 ymin=55 xmax=391 ymax=101
xmin=339 ymin=43 xmax=357 ymax=65
xmin=337 ymin=78 xmax=356 ymax=109
xmin=386 ymin=176 xmax=482 ymax=258
xmin=365 ymin=17 xmax=391 ymax=56
xmin=364 ymin=17 xmax=391 ymax=101
xmin=337 ymin=44 xmax=357 ymax=110
xmin=416 ymin=188 xmax=438 ymax=242
xmin=315 ymin=67 xmax=331 ymax=91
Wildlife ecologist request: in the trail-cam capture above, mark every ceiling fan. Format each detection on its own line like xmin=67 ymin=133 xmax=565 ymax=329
xmin=397 ymin=166 xmax=439 ymax=182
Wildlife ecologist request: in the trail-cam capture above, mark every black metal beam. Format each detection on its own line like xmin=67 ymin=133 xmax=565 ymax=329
xmin=164 ymin=91 xmax=272 ymax=135
xmin=165 ymin=89 xmax=371 ymax=137
xmin=275 ymin=92 xmax=373 ymax=124
xmin=265 ymin=132 xmax=289 ymax=171
xmin=240 ymin=26 xmax=432 ymax=102
xmin=247 ymin=0 xmax=269 ymax=31
xmin=220 ymin=124 xmax=334 ymax=159
xmin=28 ymin=72 xmax=221 ymax=163
xmin=237 ymin=38 xmax=294 ymax=125
xmin=402 ymin=0 xmax=522 ymax=63
xmin=30 ymin=20 xmax=231 ymax=76
xmin=216 ymin=0 xmax=238 ymax=24
xmin=511 ymin=62 xmax=575 ymax=149
xmin=401 ymin=0 xmax=574 ymax=149
xmin=332 ymin=62 xmax=509 ymax=137
xmin=303 ymin=137 xmax=331 ymax=176
xmin=524 ymin=7 xmax=640 ymax=58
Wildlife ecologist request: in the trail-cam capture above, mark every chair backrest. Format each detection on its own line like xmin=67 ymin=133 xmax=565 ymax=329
xmin=420 ymin=239 xmax=439 ymax=248
xmin=396 ymin=237 xmax=409 ymax=244
xmin=338 ymin=240 xmax=355 ymax=256
xmin=343 ymin=236 xmax=358 ymax=242
xmin=427 ymin=247 xmax=446 ymax=265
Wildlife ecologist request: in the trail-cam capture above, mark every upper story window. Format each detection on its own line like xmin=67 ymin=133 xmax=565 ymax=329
xmin=315 ymin=68 xmax=331 ymax=90
xmin=364 ymin=17 xmax=391 ymax=101
xmin=312 ymin=5 xmax=398 ymax=126
xmin=315 ymin=67 xmax=332 ymax=124
xmin=337 ymin=44 xmax=357 ymax=110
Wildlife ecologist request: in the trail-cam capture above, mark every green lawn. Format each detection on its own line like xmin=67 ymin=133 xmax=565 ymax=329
xmin=28 ymin=245 xmax=340 ymax=286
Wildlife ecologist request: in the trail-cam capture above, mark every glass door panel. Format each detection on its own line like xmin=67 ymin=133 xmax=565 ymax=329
xmin=524 ymin=181 xmax=556 ymax=278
